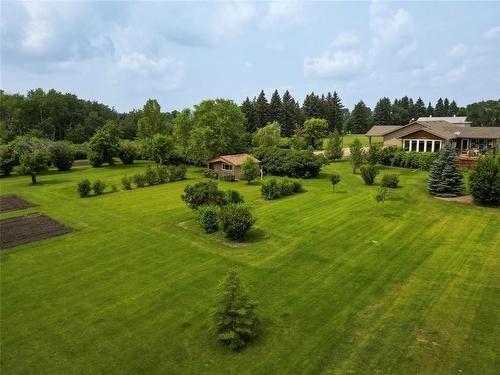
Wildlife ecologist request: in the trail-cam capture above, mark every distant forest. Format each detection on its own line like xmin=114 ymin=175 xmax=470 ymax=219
xmin=1 ymin=88 xmax=499 ymax=143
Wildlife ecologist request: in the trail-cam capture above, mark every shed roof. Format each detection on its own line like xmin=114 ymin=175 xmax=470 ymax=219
xmin=208 ymin=153 xmax=261 ymax=166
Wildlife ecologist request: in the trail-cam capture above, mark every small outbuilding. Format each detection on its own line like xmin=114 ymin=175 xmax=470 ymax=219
xmin=207 ymin=154 xmax=261 ymax=180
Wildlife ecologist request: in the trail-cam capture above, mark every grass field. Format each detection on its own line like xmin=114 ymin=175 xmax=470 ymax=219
xmin=322 ymin=134 xmax=383 ymax=149
xmin=1 ymin=161 xmax=499 ymax=374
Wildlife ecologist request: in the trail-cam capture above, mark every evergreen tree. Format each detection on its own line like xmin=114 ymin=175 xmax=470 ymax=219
xmin=443 ymin=98 xmax=450 ymax=116
xmin=281 ymin=90 xmax=297 ymax=137
xmin=324 ymin=92 xmax=344 ymax=132
xmin=409 ymin=98 xmax=415 ymax=121
xmin=373 ymin=97 xmax=392 ymax=125
xmin=428 ymin=144 xmax=465 ymax=197
xmin=254 ymin=90 xmax=270 ymax=129
xmin=349 ymin=101 xmax=372 ymax=133
xmin=213 ymin=270 xmax=257 ymax=351
xmin=449 ymin=100 xmax=459 ymax=116
xmin=414 ymin=97 xmax=427 ymax=119
xmin=427 ymin=102 xmax=434 ymax=116
xmin=241 ymin=97 xmax=257 ymax=133
xmin=435 ymin=98 xmax=445 ymax=117
xmin=268 ymin=90 xmax=282 ymax=124
xmin=325 ymin=129 xmax=343 ymax=161
xmin=302 ymin=92 xmax=323 ymax=119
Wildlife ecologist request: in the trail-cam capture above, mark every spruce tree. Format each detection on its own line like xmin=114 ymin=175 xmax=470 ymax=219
xmin=302 ymin=92 xmax=323 ymax=119
xmin=449 ymin=100 xmax=459 ymax=116
xmin=241 ymin=97 xmax=257 ymax=133
xmin=414 ymin=97 xmax=427 ymax=119
xmin=255 ymin=90 xmax=270 ymax=129
xmin=350 ymin=101 xmax=372 ymax=133
xmin=427 ymin=102 xmax=434 ymax=116
xmin=281 ymin=90 xmax=297 ymax=137
xmin=428 ymin=144 xmax=465 ymax=197
xmin=435 ymin=98 xmax=445 ymax=117
xmin=331 ymin=91 xmax=344 ymax=132
xmin=269 ymin=89 xmax=282 ymax=124
xmin=373 ymin=97 xmax=392 ymax=125
xmin=213 ymin=270 xmax=257 ymax=351
xmin=444 ymin=98 xmax=450 ymax=116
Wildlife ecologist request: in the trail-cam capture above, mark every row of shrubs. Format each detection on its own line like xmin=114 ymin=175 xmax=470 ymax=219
xmin=122 ymin=165 xmax=187 ymax=189
xmin=77 ymin=179 xmax=113 ymax=197
xmin=261 ymin=177 xmax=303 ymax=200
xmin=204 ymin=170 xmax=236 ymax=182
xmin=360 ymin=164 xmax=400 ymax=187
xmin=378 ymin=147 xmax=438 ymax=170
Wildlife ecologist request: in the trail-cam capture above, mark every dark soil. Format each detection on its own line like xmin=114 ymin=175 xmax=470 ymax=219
xmin=0 ymin=195 xmax=37 ymax=213
xmin=0 ymin=213 xmax=72 ymax=250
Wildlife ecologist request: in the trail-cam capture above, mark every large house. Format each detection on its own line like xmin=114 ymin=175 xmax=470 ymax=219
xmin=207 ymin=154 xmax=261 ymax=180
xmin=366 ymin=117 xmax=500 ymax=154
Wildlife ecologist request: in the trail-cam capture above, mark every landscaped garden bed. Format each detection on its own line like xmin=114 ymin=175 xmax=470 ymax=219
xmin=0 ymin=194 xmax=37 ymax=213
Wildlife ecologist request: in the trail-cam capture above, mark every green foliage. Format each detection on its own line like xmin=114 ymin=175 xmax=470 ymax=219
xmin=349 ymin=139 xmax=364 ymax=174
xmin=88 ymin=124 xmax=119 ymax=167
xmin=345 ymin=101 xmax=372 ymax=134
xmin=366 ymin=143 xmax=381 ymax=165
xmin=143 ymin=134 xmax=174 ymax=165
xmin=469 ymin=156 xmax=500 ymax=206
xmin=197 ymin=205 xmax=220 ymax=233
xmin=240 ymin=157 xmax=260 ymax=184
xmin=186 ymin=126 xmax=213 ymax=166
xmin=465 ymin=100 xmax=500 ymax=127
xmin=137 ymin=99 xmax=167 ymax=139
xmin=213 ymin=270 xmax=257 ymax=350
xmin=218 ymin=204 xmax=256 ymax=240
xmin=375 ymin=186 xmax=389 ymax=205
xmin=73 ymin=143 xmax=88 ymax=160
xmin=253 ymin=147 xmax=322 ymax=178
xmin=381 ymin=174 xmax=399 ymax=188
xmin=133 ymin=173 xmax=146 ymax=188
xmin=329 ymin=173 xmax=341 ymax=191
xmin=252 ymin=122 xmax=281 ymax=147
xmin=290 ymin=134 xmax=307 ymax=150
xmin=379 ymin=147 xmax=438 ymax=170
xmin=0 ymin=144 xmax=16 ymax=176
xmin=118 ymin=140 xmax=137 ymax=164
xmin=121 ymin=176 xmax=132 ymax=190
xmin=172 ymin=108 xmax=193 ymax=160
xmin=92 ymin=180 xmax=106 ymax=195
xmin=49 ymin=141 xmax=75 ymax=171
xmin=144 ymin=166 xmax=158 ymax=185
xmin=278 ymin=177 xmax=302 ymax=195
xmin=225 ymin=190 xmax=244 ymax=205
xmin=428 ymin=144 xmax=464 ymax=197
xmin=17 ymin=148 xmax=50 ymax=184
xmin=219 ymin=174 xmax=235 ymax=182
xmin=261 ymin=179 xmax=281 ymax=200
xmin=261 ymin=178 xmax=302 ymax=200
xmin=303 ymin=118 xmax=329 ymax=149
xmin=182 ymin=181 xmax=227 ymax=210
xmin=77 ymin=178 xmax=92 ymax=198
xmin=325 ymin=130 xmax=343 ymax=161
xmin=204 ymin=170 xmax=219 ymax=180
xmin=278 ymin=137 xmax=291 ymax=149
xmin=166 ymin=164 xmax=187 ymax=181
xmin=360 ymin=164 xmax=378 ymax=185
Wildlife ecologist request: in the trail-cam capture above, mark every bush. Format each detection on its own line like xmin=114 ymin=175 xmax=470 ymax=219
xmin=50 ymin=141 xmax=75 ymax=171
xmin=279 ymin=177 xmax=296 ymax=195
xmin=144 ymin=166 xmax=158 ymax=185
xmin=204 ymin=170 xmax=219 ymax=179
xmin=111 ymin=185 xmax=118 ymax=193
xmin=219 ymin=173 xmax=235 ymax=182
xmin=329 ymin=173 xmax=341 ymax=191
xmin=261 ymin=179 xmax=281 ymax=200
xmin=379 ymin=147 xmax=438 ymax=171
xmin=278 ymin=137 xmax=291 ymax=149
xmin=133 ymin=173 xmax=146 ymax=188
xmin=240 ymin=157 xmax=260 ymax=184
xmin=360 ymin=164 xmax=378 ymax=185
xmin=366 ymin=143 xmax=381 ymax=165
xmin=253 ymin=146 xmax=322 ymax=178
xmin=197 ymin=205 xmax=220 ymax=233
xmin=213 ymin=270 xmax=257 ymax=350
xmin=118 ymin=140 xmax=137 ymax=164
xmin=219 ymin=204 xmax=256 ymax=240
xmin=77 ymin=178 xmax=92 ymax=198
xmin=88 ymin=126 xmax=119 ymax=167
xmin=121 ymin=176 xmax=132 ymax=190
xmin=88 ymin=150 xmax=105 ymax=168
xmin=292 ymin=179 xmax=303 ymax=193
xmin=182 ymin=181 xmax=227 ymax=210
xmin=226 ymin=190 xmax=244 ymax=204
xmin=167 ymin=164 xmax=187 ymax=181
xmin=73 ymin=143 xmax=88 ymax=160
xmin=381 ymin=174 xmax=399 ymax=188
xmin=157 ymin=165 xmax=169 ymax=183
xmin=469 ymin=155 xmax=500 ymax=206
xmin=0 ymin=144 xmax=16 ymax=176
xmin=92 ymin=179 xmax=106 ymax=195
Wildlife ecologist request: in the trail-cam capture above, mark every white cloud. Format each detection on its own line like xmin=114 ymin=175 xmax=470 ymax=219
xmin=484 ymin=26 xmax=500 ymax=39
xmin=261 ymin=1 xmax=305 ymax=30
xmin=331 ymin=32 xmax=360 ymax=49
xmin=304 ymin=50 xmax=363 ymax=79
xmin=211 ymin=1 xmax=256 ymax=41
xmin=447 ymin=43 xmax=467 ymax=58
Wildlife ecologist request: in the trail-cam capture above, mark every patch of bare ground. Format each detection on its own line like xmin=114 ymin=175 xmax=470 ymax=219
xmin=0 ymin=213 xmax=72 ymax=249
xmin=0 ymin=195 xmax=37 ymax=213
xmin=434 ymin=194 xmax=474 ymax=204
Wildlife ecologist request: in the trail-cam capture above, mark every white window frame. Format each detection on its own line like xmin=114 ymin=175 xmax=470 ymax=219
xmin=221 ymin=163 xmax=233 ymax=171
xmin=405 ymin=139 xmax=442 ymax=152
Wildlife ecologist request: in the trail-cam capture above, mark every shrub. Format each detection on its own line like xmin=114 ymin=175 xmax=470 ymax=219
xmin=366 ymin=143 xmax=381 ymax=165
xmin=88 ymin=150 xmax=105 ymax=168
xmin=92 ymin=179 xmax=106 ymax=195
xmin=219 ymin=173 xmax=235 ymax=182
xmin=278 ymin=177 xmax=297 ymax=195
xmin=253 ymin=146 xmax=321 ymax=178
xmin=240 ymin=157 xmax=260 ymax=184
xmin=278 ymin=137 xmax=291 ymax=149
xmin=111 ymin=184 xmax=118 ymax=193
xmin=144 ymin=166 xmax=158 ymax=185
xmin=88 ymin=125 xmax=119 ymax=167
xmin=325 ymin=130 xmax=343 ymax=161
xmin=182 ymin=181 xmax=227 ymax=210
xmin=213 ymin=270 xmax=257 ymax=350
xmin=428 ymin=145 xmax=464 ymax=197
xmin=204 ymin=170 xmax=219 ymax=179
xmin=218 ymin=204 xmax=256 ymax=240
xmin=226 ymin=190 xmax=244 ymax=205
xmin=121 ymin=176 xmax=132 ymax=190
xmin=469 ymin=155 xmax=500 ymax=206
xmin=118 ymin=140 xmax=137 ymax=164
xmin=360 ymin=164 xmax=378 ymax=185
xmin=329 ymin=173 xmax=341 ymax=192
xmin=73 ymin=143 xmax=88 ymax=160
xmin=0 ymin=144 xmax=16 ymax=176
xmin=292 ymin=179 xmax=303 ymax=193
xmin=157 ymin=165 xmax=169 ymax=183
xmin=303 ymin=118 xmax=329 ymax=149
xmin=381 ymin=174 xmax=399 ymax=188
xmin=379 ymin=147 xmax=438 ymax=171
xmin=50 ymin=141 xmax=75 ymax=171
xmin=133 ymin=173 xmax=146 ymax=188
xmin=167 ymin=164 xmax=187 ymax=181
xmin=261 ymin=179 xmax=281 ymax=200
xmin=77 ymin=178 xmax=92 ymax=198
xmin=197 ymin=205 xmax=220 ymax=233
xmin=350 ymin=139 xmax=364 ymax=174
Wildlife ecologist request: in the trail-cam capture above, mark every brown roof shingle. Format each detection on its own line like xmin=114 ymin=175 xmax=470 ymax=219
xmin=208 ymin=153 xmax=261 ymax=166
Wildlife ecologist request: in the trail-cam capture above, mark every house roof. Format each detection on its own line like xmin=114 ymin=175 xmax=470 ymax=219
xmin=366 ymin=125 xmax=403 ymax=136
xmin=207 ymin=153 xmax=261 ymax=166
xmin=452 ymin=127 xmax=500 ymax=139
xmin=417 ymin=116 xmax=470 ymax=124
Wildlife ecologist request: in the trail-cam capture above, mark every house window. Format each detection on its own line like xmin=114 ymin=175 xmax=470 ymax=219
xmin=434 ymin=141 xmax=441 ymax=152
xmin=222 ymin=163 xmax=233 ymax=171
xmin=426 ymin=141 xmax=433 ymax=152
xmin=404 ymin=140 xmax=410 ymax=151
xmin=411 ymin=140 xmax=417 ymax=152
xmin=418 ymin=140 xmax=425 ymax=152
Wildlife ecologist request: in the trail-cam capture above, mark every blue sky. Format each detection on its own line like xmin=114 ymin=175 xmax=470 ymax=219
xmin=1 ymin=1 xmax=499 ymax=112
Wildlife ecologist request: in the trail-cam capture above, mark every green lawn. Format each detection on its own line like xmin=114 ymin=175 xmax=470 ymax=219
xmin=322 ymin=134 xmax=382 ymax=149
xmin=1 ymin=161 xmax=499 ymax=374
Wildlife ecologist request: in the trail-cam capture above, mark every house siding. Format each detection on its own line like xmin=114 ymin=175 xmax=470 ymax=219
xmin=209 ymin=162 xmax=241 ymax=180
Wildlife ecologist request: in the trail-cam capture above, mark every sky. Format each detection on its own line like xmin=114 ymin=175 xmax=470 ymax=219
xmin=1 ymin=0 xmax=499 ymax=113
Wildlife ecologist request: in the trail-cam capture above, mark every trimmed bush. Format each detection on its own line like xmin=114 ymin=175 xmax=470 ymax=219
xmin=240 ymin=157 xmax=260 ymax=184
xmin=118 ymin=140 xmax=137 ymax=164
xmin=279 ymin=177 xmax=296 ymax=195
xmin=157 ymin=165 xmax=169 ymax=183
xmin=204 ymin=170 xmax=219 ymax=179
xmin=218 ymin=204 xmax=256 ymax=240
xmin=381 ymin=174 xmax=399 ymax=188
xmin=88 ymin=150 xmax=105 ymax=168
xmin=121 ymin=176 xmax=132 ymax=190
xmin=50 ymin=141 xmax=75 ymax=171
xmin=111 ymin=185 xmax=118 ymax=193
xmin=261 ymin=179 xmax=281 ymax=200
xmin=329 ymin=173 xmax=341 ymax=191
xmin=219 ymin=173 xmax=235 ymax=182
xmin=253 ymin=146 xmax=322 ymax=178
xmin=469 ymin=155 xmax=500 ymax=206
xmin=182 ymin=181 xmax=227 ymax=210
xmin=144 ymin=166 xmax=158 ymax=185
xmin=167 ymin=164 xmax=187 ymax=181
xmin=360 ymin=165 xmax=378 ymax=185
xmin=77 ymin=179 xmax=92 ymax=198
xmin=197 ymin=205 xmax=220 ymax=233
xmin=226 ymin=190 xmax=244 ymax=204
xmin=133 ymin=173 xmax=146 ymax=188
xmin=379 ymin=147 xmax=438 ymax=171
xmin=73 ymin=143 xmax=88 ymax=160
xmin=92 ymin=180 xmax=106 ymax=195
